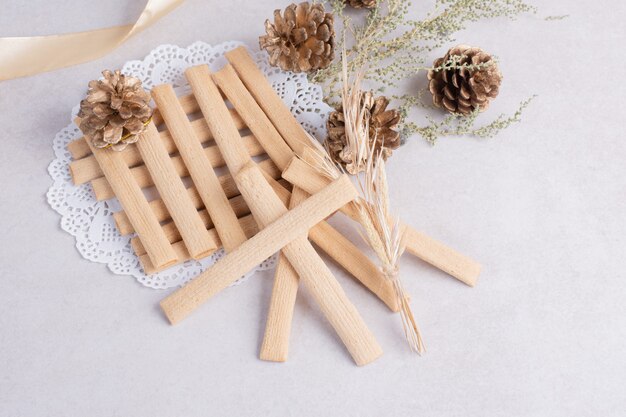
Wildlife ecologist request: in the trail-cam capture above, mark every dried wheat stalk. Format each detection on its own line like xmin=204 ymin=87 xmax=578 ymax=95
xmin=356 ymin=151 xmax=424 ymax=354
xmin=304 ymin=52 xmax=425 ymax=353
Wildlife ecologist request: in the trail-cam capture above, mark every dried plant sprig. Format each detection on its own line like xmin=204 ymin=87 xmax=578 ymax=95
xmin=312 ymin=0 xmax=538 ymax=144
xmin=315 ymin=0 xmax=535 ymax=94
xmin=400 ymin=95 xmax=536 ymax=145
xmin=299 ymin=48 xmax=425 ymax=352
xmin=355 ymin=148 xmax=425 ymax=353
xmin=335 ymin=49 xmax=425 ymax=353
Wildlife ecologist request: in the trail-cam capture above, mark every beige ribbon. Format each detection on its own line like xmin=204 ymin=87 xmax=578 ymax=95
xmin=0 ymin=0 xmax=183 ymax=81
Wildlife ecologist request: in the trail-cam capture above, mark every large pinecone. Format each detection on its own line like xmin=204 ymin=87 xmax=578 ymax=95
xmin=259 ymin=2 xmax=335 ymax=73
xmin=78 ymin=70 xmax=153 ymax=151
xmin=325 ymin=93 xmax=401 ymax=174
xmin=345 ymin=0 xmax=377 ymax=9
xmin=428 ymin=45 xmax=502 ymax=115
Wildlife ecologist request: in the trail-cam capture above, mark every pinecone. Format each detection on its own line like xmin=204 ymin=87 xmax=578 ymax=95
xmin=78 ymin=70 xmax=153 ymax=151
xmin=325 ymin=93 xmax=401 ymax=174
xmin=345 ymin=0 xmax=378 ymax=9
xmin=427 ymin=45 xmax=502 ymax=115
xmin=259 ymin=2 xmax=335 ymax=73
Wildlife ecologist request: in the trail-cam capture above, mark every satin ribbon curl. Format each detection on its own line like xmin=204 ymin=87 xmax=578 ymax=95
xmin=0 ymin=0 xmax=183 ymax=81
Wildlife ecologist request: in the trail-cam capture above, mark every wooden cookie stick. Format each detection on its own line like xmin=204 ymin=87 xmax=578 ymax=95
xmin=283 ymin=156 xmax=482 ymax=287
xmin=259 ymin=187 xmax=306 ymax=362
xmin=86 ymin=139 xmax=177 ymax=270
xmin=212 ymin=64 xmax=293 ymax=171
xmin=152 ymin=83 xmax=247 ymax=252
xmin=151 ymin=93 xmax=201 ymax=126
xmin=135 ymin=122 xmax=216 ymax=260
xmin=402 ymin=227 xmax=482 ymax=287
xmin=259 ymin=253 xmax=298 ymax=362
xmin=159 ymin=176 xmax=356 ymax=323
xmin=225 ymin=46 xmax=309 ymax=155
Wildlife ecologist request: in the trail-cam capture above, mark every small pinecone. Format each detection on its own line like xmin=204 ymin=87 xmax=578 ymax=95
xmin=78 ymin=70 xmax=153 ymax=151
xmin=428 ymin=45 xmax=502 ymax=115
xmin=259 ymin=2 xmax=335 ymax=73
xmin=345 ymin=0 xmax=378 ymax=9
xmin=325 ymin=93 xmax=401 ymax=174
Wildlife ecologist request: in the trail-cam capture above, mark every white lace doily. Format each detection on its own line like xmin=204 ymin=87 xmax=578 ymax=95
xmin=47 ymin=41 xmax=333 ymax=289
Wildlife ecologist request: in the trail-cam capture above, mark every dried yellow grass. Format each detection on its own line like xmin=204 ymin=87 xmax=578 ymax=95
xmin=302 ymin=48 xmax=425 ymax=354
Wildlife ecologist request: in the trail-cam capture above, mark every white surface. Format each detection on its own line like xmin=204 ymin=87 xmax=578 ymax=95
xmin=1 ymin=1 xmax=625 ymax=416
xmin=46 ymin=40 xmax=332 ymax=289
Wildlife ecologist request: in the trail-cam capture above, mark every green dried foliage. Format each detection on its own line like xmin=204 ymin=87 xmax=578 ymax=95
xmin=400 ymin=95 xmax=536 ymax=145
xmin=310 ymin=0 xmax=539 ymax=144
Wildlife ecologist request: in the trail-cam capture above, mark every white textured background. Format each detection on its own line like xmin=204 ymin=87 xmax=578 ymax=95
xmin=1 ymin=1 xmax=624 ymax=416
